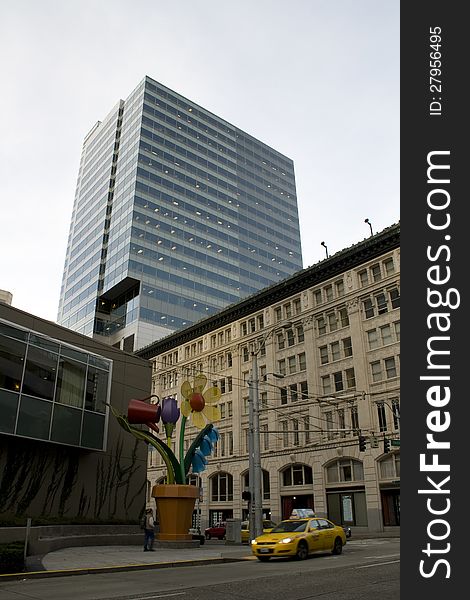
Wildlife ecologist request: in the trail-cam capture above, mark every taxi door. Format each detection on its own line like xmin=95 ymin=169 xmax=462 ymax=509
xmin=316 ymin=518 xmax=335 ymax=551
xmin=306 ymin=519 xmax=323 ymax=552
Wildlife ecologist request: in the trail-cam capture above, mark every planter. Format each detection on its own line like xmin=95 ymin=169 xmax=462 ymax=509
xmin=152 ymin=484 xmax=198 ymax=541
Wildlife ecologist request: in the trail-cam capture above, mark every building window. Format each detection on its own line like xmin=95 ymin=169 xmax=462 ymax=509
xmin=324 ymin=285 xmax=333 ymax=302
xmin=342 ymin=337 xmax=353 ymax=357
xmin=363 ymin=298 xmax=374 ymax=319
xmin=290 ymin=383 xmax=298 ymax=402
xmin=210 ymin=335 xmax=216 ymax=349
xmin=293 ymin=419 xmax=299 ymax=446
xmin=293 ymin=298 xmax=302 ymax=315
xmin=331 ymin=341 xmax=341 ymax=361
xmin=320 ymin=345 xmax=328 ymax=364
xmin=337 ymin=409 xmax=346 ymax=438
xmin=227 ymin=401 xmax=232 ymax=417
xmin=359 ymin=270 xmax=368 ymax=287
xmin=298 ymin=352 xmax=306 ymax=371
xmin=345 ymin=368 xmax=356 ymax=389
xmin=227 ymin=352 xmax=232 ymax=367
xmin=371 ymin=263 xmax=382 ymax=282
xmin=296 ymin=325 xmax=304 ymax=343
xmin=394 ymin=321 xmax=400 ymax=341
xmin=249 ymin=318 xmax=256 ymax=333
xmin=383 ymin=257 xmax=395 ymax=276
xmin=211 ymin=472 xmax=233 ymax=501
xmin=377 ymin=402 xmax=387 ymax=432
xmin=376 ymin=292 xmax=388 ymax=314
xmin=351 ymin=405 xmax=359 ymax=431
xmin=317 ymin=316 xmax=327 ymax=335
xmin=327 ymin=313 xmax=337 ymax=331
xmin=288 ymin=355 xmax=296 ymax=374
xmin=380 ymin=325 xmax=393 ymax=345
xmin=326 ymin=459 xmax=364 ymax=483
xmin=277 ymin=333 xmax=285 ymax=350
xmin=242 ymin=347 xmax=249 ymax=362
xmin=385 ymin=357 xmax=397 ymax=379
xmin=389 ymin=287 xmax=400 ymax=309
xmin=314 ymin=290 xmax=323 ymax=305
xmin=335 ymin=279 xmax=345 ymax=297
xmin=274 ymin=307 xmax=282 ymax=322
xmin=260 ymin=391 xmax=268 ymax=408
xmin=227 ymin=376 xmax=232 ymax=392
xmin=391 ymin=398 xmax=400 ymax=430
xmin=278 ymin=359 xmax=286 ymax=376
xmin=284 ymin=303 xmax=292 ymax=319
xmin=322 ymin=375 xmax=332 ymax=395
xmin=286 ymin=328 xmax=295 ymax=347
xmin=257 ymin=314 xmax=264 ymax=329
xmin=338 ymin=307 xmax=349 ymax=327
xmin=333 ymin=371 xmax=344 ymax=392
xmin=300 ymin=380 xmax=308 ymax=400
xmin=371 ymin=361 xmax=382 ymax=382
xmin=241 ymin=322 xmax=247 ymax=336
xmin=379 ymin=453 xmax=400 ymax=479
xmin=282 ymin=464 xmax=313 ymax=486
xmin=367 ymin=329 xmax=379 ymax=349
xmin=280 ymin=386 xmax=288 ymax=405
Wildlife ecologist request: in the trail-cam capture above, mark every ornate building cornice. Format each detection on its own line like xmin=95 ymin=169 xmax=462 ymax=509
xmin=136 ymin=223 xmax=400 ymax=359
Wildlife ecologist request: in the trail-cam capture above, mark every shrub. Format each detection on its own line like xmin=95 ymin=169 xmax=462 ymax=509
xmin=0 ymin=541 xmax=25 ymax=574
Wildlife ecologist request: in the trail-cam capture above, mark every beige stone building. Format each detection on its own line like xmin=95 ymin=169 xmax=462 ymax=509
xmin=137 ymin=223 xmax=400 ymax=534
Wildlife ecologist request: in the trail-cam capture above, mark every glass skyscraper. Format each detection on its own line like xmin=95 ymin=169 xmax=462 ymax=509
xmin=57 ymin=76 xmax=303 ymax=350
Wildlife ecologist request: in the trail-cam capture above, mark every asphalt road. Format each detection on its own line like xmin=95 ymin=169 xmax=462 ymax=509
xmin=0 ymin=538 xmax=399 ymax=600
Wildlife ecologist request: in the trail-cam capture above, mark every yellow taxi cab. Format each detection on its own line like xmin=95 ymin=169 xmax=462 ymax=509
xmin=241 ymin=519 xmax=277 ymax=543
xmin=251 ymin=517 xmax=346 ymax=561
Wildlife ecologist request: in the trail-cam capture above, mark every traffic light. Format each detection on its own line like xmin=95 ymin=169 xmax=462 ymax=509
xmin=384 ymin=438 xmax=391 ymax=453
xmin=242 ymin=490 xmax=251 ymax=501
xmin=358 ymin=435 xmax=367 ymax=451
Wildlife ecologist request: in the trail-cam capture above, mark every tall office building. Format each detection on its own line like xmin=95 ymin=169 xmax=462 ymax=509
xmin=57 ymin=76 xmax=303 ymax=351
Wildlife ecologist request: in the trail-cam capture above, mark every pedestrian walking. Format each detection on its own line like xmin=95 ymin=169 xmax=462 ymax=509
xmin=143 ymin=508 xmax=155 ymax=551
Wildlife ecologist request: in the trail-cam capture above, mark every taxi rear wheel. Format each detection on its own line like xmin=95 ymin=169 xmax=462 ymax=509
xmin=332 ymin=537 xmax=343 ymax=555
xmin=295 ymin=540 xmax=308 ymax=560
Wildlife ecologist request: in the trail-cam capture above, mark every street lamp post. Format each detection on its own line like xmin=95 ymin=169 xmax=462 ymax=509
xmin=248 ymin=322 xmax=291 ymax=542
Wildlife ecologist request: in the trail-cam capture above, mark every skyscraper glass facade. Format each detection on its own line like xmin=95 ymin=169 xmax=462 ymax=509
xmin=57 ymin=76 xmax=303 ymax=350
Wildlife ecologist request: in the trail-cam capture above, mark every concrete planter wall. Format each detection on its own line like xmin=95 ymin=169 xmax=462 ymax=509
xmin=0 ymin=525 xmax=142 ymax=556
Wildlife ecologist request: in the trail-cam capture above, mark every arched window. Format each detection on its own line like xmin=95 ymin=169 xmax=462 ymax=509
xmin=211 ymin=472 xmax=233 ymax=501
xmin=242 ymin=469 xmax=271 ymax=499
xmin=281 ymin=464 xmax=313 ymax=487
xmin=378 ymin=453 xmax=400 ymax=479
xmin=325 ymin=459 xmax=364 ymax=483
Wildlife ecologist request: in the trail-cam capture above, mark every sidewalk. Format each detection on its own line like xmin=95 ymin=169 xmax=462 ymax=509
xmin=1 ymin=532 xmax=399 ymax=581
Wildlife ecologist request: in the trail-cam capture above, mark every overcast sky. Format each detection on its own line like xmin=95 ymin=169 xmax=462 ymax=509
xmin=0 ymin=0 xmax=399 ymax=323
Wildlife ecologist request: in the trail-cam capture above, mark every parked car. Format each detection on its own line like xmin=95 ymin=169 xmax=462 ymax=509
xmin=342 ymin=525 xmax=352 ymax=538
xmin=251 ymin=517 xmax=346 ymax=561
xmin=240 ymin=519 xmax=277 ymax=543
xmin=204 ymin=522 xmax=226 ymax=540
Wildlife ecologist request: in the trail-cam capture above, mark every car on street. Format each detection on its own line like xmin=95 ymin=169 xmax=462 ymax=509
xmin=241 ymin=519 xmax=277 ymax=543
xmin=251 ymin=517 xmax=346 ymax=561
xmin=343 ymin=525 xmax=352 ymax=538
xmin=204 ymin=522 xmax=226 ymax=540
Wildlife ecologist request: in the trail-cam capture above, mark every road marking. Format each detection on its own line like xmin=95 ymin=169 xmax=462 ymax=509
xmin=357 ymin=560 xmax=400 ymax=569
xmin=364 ymin=553 xmax=400 ymax=559
xmin=135 ymin=593 xmax=186 ymax=599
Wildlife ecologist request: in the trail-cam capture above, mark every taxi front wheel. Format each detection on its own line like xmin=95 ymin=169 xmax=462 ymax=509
xmin=295 ymin=540 xmax=309 ymax=560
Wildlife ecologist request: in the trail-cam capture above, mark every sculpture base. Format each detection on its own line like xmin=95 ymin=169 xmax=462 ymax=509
xmin=152 ymin=483 xmax=198 ymax=541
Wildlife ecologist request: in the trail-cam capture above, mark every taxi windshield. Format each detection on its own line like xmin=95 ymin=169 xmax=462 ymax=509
xmin=272 ymin=520 xmax=308 ymax=533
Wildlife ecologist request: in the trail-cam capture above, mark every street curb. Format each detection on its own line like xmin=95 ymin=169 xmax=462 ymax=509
xmin=0 ymin=556 xmax=248 ymax=581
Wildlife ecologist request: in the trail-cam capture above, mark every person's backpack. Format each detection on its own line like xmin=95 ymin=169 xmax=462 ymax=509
xmin=140 ymin=514 xmax=146 ymax=530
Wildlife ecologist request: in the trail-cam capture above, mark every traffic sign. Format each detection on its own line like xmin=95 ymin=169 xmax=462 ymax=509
xmin=391 ymin=439 xmax=400 ymax=447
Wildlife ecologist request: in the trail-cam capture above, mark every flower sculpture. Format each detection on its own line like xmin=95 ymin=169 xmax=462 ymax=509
xmin=112 ymin=374 xmax=220 ymax=485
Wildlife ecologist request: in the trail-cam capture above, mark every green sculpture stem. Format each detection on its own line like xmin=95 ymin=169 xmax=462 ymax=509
xmin=179 ymin=414 xmax=187 ymax=483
